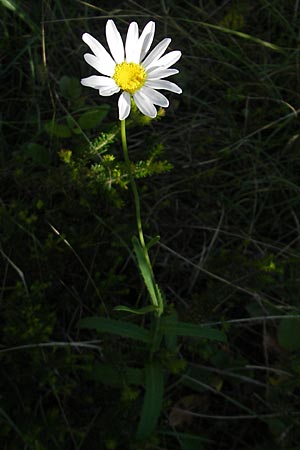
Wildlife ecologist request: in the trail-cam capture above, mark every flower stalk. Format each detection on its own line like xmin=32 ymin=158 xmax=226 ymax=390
xmin=120 ymin=119 xmax=164 ymax=316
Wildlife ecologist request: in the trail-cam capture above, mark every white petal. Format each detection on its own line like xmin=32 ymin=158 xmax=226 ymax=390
xmin=139 ymin=86 xmax=169 ymax=107
xmin=99 ymin=85 xmax=120 ymax=96
xmin=82 ymin=33 xmax=116 ymax=75
xmin=81 ymin=75 xmax=115 ymax=89
xmin=118 ymin=92 xmax=131 ymax=120
xmin=106 ymin=20 xmax=125 ymax=63
xmin=147 ymin=67 xmax=179 ymax=79
xmin=82 ymin=33 xmax=105 ymax=57
xmin=138 ymin=21 xmax=155 ymax=62
xmin=154 ymin=50 xmax=182 ymax=69
xmin=133 ymin=91 xmax=157 ymax=118
xmin=142 ymin=38 xmax=171 ymax=69
xmin=125 ymin=22 xmax=139 ymax=63
xmin=145 ymin=79 xmax=182 ymax=94
xmin=84 ymin=53 xmax=116 ymax=77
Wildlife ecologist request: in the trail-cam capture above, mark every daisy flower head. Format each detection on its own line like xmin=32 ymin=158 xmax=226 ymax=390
xmin=81 ymin=20 xmax=182 ymax=120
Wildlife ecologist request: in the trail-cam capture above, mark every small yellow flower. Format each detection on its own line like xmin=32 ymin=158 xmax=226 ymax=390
xmin=81 ymin=20 xmax=182 ymax=120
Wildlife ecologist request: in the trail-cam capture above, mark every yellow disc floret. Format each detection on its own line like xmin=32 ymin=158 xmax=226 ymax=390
xmin=113 ymin=62 xmax=146 ymax=94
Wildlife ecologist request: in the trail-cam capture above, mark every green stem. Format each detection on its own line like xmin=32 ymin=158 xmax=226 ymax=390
xmin=120 ymin=119 xmax=163 ymax=315
xmin=120 ymin=119 xmax=145 ymax=249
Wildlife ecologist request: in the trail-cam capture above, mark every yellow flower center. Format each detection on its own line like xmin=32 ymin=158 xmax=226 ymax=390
xmin=113 ymin=62 xmax=146 ymax=94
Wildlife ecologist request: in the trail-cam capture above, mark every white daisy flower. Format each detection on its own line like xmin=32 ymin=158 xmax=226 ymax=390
xmin=81 ymin=20 xmax=182 ymax=120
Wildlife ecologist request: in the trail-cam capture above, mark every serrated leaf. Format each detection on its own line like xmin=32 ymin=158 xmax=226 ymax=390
xmin=136 ymin=363 xmax=164 ymax=440
xmin=87 ymin=363 xmax=144 ymax=387
xmin=59 ymin=76 xmax=81 ymax=99
xmin=78 ymin=106 xmax=110 ymax=129
xmin=44 ymin=121 xmax=72 ymax=138
xmin=114 ymin=305 xmax=159 ymax=315
xmin=162 ymin=319 xmax=227 ymax=343
xmin=277 ymin=317 xmax=300 ymax=351
xmin=132 ymin=236 xmax=158 ymax=307
xmin=78 ymin=316 xmax=151 ymax=344
xmin=131 ymin=237 xmax=164 ymax=315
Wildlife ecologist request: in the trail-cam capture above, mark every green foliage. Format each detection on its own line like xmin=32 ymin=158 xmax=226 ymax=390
xmin=89 ymin=144 xmax=172 ymax=192
xmin=79 ymin=317 xmax=152 ymax=343
xmin=132 ymin=235 xmax=163 ymax=314
xmin=135 ymin=363 xmax=164 ymax=440
xmin=161 ymin=316 xmax=227 ymax=343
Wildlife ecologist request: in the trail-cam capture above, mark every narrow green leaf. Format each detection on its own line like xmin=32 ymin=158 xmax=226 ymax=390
xmin=132 ymin=236 xmax=158 ymax=307
xmin=136 ymin=363 xmax=164 ymax=440
xmin=1 ymin=0 xmax=40 ymax=34
xmin=198 ymin=21 xmax=285 ymax=53
xmin=114 ymin=305 xmax=159 ymax=315
xmin=162 ymin=319 xmax=227 ymax=343
xmin=87 ymin=363 xmax=144 ymax=387
xmin=0 ymin=0 xmax=15 ymax=10
xmin=79 ymin=317 xmax=151 ymax=344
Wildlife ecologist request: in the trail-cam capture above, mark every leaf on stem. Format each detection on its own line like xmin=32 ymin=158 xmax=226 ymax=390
xmin=161 ymin=318 xmax=227 ymax=343
xmin=79 ymin=316 xmax=151 ymax=343
xmin=132 ymin=236 xmax=158 ymax=308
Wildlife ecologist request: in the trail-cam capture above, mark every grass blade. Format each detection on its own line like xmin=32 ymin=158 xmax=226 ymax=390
xmin=198 ymin=20 xmax=285 ymax=53
xmin=1 ymin=0 xmax=40 ymax=34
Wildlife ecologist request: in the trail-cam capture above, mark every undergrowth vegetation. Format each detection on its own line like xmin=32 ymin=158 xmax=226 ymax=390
xmin=1 ymin=1 xmax=300 ymax=449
